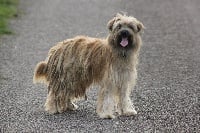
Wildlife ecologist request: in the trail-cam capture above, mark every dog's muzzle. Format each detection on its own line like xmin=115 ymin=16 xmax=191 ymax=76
xmin=118 ymin=30 xmax=131 ymax=47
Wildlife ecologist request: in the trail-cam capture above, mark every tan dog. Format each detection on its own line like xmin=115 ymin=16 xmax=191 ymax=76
xmin=33 ymin=13 xmax=144 ymax=119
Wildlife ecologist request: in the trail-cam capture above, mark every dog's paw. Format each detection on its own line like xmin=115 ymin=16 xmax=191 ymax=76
xmin=57 ymin=106 xmax=67 ymax=113
xmin=122 ymin=108 xmax=137 ymax=116
xmin=98 ymin=113 xmax=116 ymax=119
xmin=67 ymin=102 xmax=79 ymax=111
xmin=45 ymin=106 xmax=58 ymax=114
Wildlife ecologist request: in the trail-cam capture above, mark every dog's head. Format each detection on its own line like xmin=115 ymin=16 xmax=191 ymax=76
xmin=107 ymin=13 xmax=144 ymax=56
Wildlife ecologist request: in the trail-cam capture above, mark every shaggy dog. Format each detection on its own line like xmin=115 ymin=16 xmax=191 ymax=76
xmin=33 ymin=13 xmax=144 ymax=119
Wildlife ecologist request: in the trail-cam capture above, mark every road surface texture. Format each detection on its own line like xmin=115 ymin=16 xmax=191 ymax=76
xmin=0 ymin=0 xmax=199 ymax=132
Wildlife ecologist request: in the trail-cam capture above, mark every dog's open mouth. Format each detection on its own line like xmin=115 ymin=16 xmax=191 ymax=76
xmin=120 ymin=37 xmax=128 ymax=47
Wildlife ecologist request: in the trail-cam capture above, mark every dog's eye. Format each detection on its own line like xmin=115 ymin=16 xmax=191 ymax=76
xmin=128 ymin=25 xmax=135 ymax=31
xmin=117 ymin=24 xmax=121 ymax=29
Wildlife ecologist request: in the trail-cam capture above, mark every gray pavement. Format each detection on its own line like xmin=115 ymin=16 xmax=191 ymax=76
xmin=0 ymin=0 xmax=200 ymax=132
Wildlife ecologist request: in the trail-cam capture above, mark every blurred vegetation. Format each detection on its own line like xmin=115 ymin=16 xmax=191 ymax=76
xmin=0 ymin=0 xmax=18 ymax=35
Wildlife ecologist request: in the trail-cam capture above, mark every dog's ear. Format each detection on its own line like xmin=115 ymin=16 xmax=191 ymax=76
xmin=137 ymin=21 xmax=145 ymax=33
xmin=108 ymin=13 xmax=125 ymax=31
xmin=107 ymin=18 xmax=115 ymax=31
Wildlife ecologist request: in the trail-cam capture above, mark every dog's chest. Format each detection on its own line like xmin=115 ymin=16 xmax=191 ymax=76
xmin=109 ymin=62 xmax=135 ymax=87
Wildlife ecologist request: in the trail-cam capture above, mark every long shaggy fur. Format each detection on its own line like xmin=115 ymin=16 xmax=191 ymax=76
xmin=33 ymin=13 xmax=144 ymax=118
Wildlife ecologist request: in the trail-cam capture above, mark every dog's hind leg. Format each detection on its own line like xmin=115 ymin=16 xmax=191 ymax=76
xmin=45 ymin=84 xmax=67 ymax=114
xmin=44 ymin=89 xmax=58 ymax=114
xmin=56 ymin=88 xmax=67 ymax=113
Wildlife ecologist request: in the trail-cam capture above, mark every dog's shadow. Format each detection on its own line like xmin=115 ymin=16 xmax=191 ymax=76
xmin=42 ymin=102 xmax=98 ymax=122
xmin=42 ymin=107 xmax=137 ymax=122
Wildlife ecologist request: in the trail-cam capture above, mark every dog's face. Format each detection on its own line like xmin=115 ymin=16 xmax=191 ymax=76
xmin=107 ymin=13 xmax=144 ymax=53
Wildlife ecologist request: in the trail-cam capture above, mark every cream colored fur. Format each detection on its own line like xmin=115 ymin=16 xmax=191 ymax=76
xmin=33 ymin=13 xmax=144 ymax=119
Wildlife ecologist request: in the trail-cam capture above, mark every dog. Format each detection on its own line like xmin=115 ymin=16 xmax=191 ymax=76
xmin=33 ymin=13 xmax=144 ymax=119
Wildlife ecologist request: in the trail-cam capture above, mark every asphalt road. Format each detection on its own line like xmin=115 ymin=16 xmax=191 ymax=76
xmin=0 ymin=0 xmax=200 ymax=132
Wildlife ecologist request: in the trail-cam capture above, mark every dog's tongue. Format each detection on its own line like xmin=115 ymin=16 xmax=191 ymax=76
xmin=120 ymin=38 xmax=128 ymax=47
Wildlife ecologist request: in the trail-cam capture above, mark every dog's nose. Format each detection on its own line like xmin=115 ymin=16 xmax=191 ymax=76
xmin=121 ymin=30 xmax=130 ymax=37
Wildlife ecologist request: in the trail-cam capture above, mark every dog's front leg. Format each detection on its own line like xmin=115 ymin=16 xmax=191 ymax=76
xmin=119 ymin=84 xmax=137 ymax=116
xmin=96 ymin=83 xmax=116 ymax=119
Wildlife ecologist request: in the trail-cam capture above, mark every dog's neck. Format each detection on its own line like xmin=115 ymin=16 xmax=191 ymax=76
xmin=107 ymin=36 xmax=135 ymax=60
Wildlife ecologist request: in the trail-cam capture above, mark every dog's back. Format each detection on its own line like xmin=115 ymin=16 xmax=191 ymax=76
xmin=33 ymin=36 xmax=112 ymax=97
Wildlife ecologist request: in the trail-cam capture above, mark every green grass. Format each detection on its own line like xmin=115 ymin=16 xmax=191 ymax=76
xmin=0 ymin=0 xmax=18 ymax=35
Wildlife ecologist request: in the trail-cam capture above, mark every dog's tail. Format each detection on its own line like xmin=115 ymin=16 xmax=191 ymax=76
xmin=33 ymin=61 xmax=48 ymax=84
